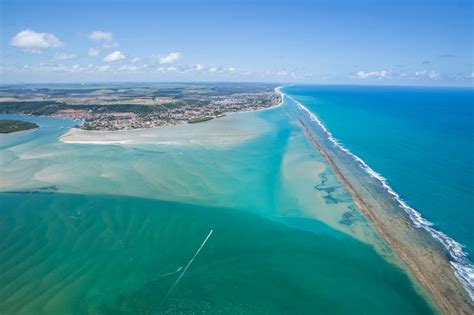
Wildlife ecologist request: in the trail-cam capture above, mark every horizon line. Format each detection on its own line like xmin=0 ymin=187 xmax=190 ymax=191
xmin=0 ymin=81 xmax=472 ymax=89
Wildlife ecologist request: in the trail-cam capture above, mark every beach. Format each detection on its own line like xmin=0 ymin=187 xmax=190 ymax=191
xmin=283 ymin=92 xmax=473 ymax=314
xmin=59 ymin=87 xmax=285 ymax=146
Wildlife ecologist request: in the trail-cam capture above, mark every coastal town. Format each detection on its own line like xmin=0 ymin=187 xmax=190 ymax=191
xmin=55 ymin=91 xmax=281 ymax=130
xmin=0 ymin=83 xmax=282 ymax=131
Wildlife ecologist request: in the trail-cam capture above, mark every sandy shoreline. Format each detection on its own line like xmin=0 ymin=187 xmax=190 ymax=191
xmin=60 ymin=86 xmax=284 ymax=145
xmin=60 ymin=107 xmax=274 ymax=146
xmin=231 ymin=85 xmax=285 ymax=114
xmin=59 ymin=86 xmax=285 ymax=143
xmin=284 ymin=98 xmax=473 ymax=314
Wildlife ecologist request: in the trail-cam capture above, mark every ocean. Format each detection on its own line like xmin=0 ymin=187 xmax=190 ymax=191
xmin=283 ymin=84 xmax=473 ymax=300
xmin=0 ymin=94 xmax=438 ymax=314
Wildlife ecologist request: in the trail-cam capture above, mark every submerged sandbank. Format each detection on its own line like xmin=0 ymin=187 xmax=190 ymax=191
xmin=284 ymin=94 xmax=473 ymax=314
xmin=60 ymin=110 xmax=273 ymax=147
xmin=0 ymin=191 xmax=434 ymax=314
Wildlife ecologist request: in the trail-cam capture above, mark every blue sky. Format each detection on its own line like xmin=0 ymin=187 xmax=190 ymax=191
xmin=1 ymin=0 xmax=472 ymax=85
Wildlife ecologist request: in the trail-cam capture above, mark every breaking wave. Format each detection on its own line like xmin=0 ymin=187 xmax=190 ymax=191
xmin=286 ymin=94 xmax=473 ymax=301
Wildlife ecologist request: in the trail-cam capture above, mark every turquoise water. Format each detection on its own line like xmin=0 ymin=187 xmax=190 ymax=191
xmin=284 ymin=84 xmax=473 ymax=293
xmin=0 ymin=104 xmax=435 ymax=314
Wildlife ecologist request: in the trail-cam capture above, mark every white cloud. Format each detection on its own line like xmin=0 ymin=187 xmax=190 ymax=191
xmin=86 ymin=31 xmax=117 ymax=58
xmin=470 ymin=72 xmax=474 ymax=78
xmin=352 ymin=69 xmax=444 ymax=81
xmin=102 ymin=41 xmax=119 ymax=49
xmin=88 ymin=48 xmax=100 ymax=57
xmin=89 ymin=31 xmax=113 ymax=41
xmin=117 ymin=65 xmax=140 ymax=72
xmin=54 ymin=52 xmax=76 ymax=60
xmin=195 ymin=64 xmax=205 ymax=71
xmin=131 ymin=57 xmax=140 ymax=63
xmin=50 ymin=64 xmax=67 ymax=72
xmin=71 ymin=64 xmax=84 ymax=72
xmin=355 ymin=70 xmax=391 ymax=79
xmin=98 ymin=65 xmax=110 ymax=71
xmin=158 ymin=66 xmax=179 ymax=73
xmin=227 ymin=67 xmax=236 ymax=72
xmin=208 ymin=67 xmax=218 ymax=73
xmin=103 ymin=51 xmax=126 ymax=62
xmin=10 ymin=29 xmax=63 ymax=53
xmin=428 ymin=71 xmax=440 ymax=79
xmin=414 ymin=70 xmax=440 ymax=79
xmin=159 ymin=52 xmax=182 ymax=64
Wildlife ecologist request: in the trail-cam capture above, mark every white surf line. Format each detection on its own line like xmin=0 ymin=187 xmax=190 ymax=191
xmin=283 ymin=92 xmax=474 ymax=301
xmin=158 ymin=229 xmax=214 ymax=309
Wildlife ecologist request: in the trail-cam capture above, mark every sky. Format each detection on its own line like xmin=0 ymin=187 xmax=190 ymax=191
xmin=1 ymin=0 xmax=473 ymax=85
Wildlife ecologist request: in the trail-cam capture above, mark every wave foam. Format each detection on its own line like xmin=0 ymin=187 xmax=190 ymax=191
xmin=286 ymin=94 xmax=473 ymax=301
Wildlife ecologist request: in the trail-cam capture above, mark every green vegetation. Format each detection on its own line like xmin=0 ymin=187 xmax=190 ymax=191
xmin=187 ymin=116 xmax=214 ymax=123
xmin=0 ymin=101 xmax=64 ymax=116
xmin=0 ymin=83 xmax=280 ymax=130
xmin=0 ymin=119 xmax=38 ymax=133
xmin=0 ymin=100 xmax=210 ymax=116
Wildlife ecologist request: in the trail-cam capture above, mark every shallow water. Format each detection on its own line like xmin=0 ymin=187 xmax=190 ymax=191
xmin=0 ymin=103 xmax=434 ymax=314
xmin=284 ymin=85 xmax=473 ymax=256
xmin=284 ymin=84 xmax=474 ymax=300
xmin=0 ymin=192 xmax=434 ymax=315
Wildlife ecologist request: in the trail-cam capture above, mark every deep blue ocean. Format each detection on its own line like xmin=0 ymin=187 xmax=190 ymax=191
xmin=284 ymin=85 xmax=473 ymax=259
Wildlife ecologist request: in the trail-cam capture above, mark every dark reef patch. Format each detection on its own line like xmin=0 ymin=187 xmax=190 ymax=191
xmin=340 ymin=205 xmax=363 ymax=226
xmin=4 ymin=185 xmax=58 ymax=195
xmin=314 ymin=172 xmax=343 ymax=204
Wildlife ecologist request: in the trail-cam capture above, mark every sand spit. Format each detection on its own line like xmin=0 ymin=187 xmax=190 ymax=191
xmin=285 ymin=99 xmax=473 ymax=315
xmin=60 ymin=111 xmax=272 ymax=147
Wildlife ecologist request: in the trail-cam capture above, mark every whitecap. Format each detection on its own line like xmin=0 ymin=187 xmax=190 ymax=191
xmin=286 ymin=93 xmax=474 ymax=301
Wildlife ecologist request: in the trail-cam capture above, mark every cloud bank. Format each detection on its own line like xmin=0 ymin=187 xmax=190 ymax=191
xmin=88 ymin=31 xmax=113 ymax=42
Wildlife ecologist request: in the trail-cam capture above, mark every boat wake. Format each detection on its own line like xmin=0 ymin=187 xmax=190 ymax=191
xmin=286 ymin=94 xmax=473 ymax=301
xmin=158 ymin=229 xmax=214 ymax=309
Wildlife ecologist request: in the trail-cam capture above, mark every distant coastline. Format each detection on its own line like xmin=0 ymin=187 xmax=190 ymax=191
xmin=229 ymin=86 xmax=285 ymax=115
xmin=59 ymin=86 xmax=285 ymax=139
xmin=0 ymin=83 xmax=281 ymax=132
xmin=282 ymin=90 xmax=473 ymax=314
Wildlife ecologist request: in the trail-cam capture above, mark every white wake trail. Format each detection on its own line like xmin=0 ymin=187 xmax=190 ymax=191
xmin=158 ymin=229 xmax=214 ymax=309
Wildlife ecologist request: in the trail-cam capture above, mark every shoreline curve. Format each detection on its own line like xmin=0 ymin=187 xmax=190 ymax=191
xmin=282 ymin=89 xmax=473 ymax=314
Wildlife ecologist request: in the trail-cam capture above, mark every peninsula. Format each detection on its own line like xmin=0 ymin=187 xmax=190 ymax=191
xmin=0 ymin=119 xmax=38 ymax=133
xmin=0 ymin=83 xmax=281 ymax=131
xmin=284 ymin=94 xmax=473 ymax=315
